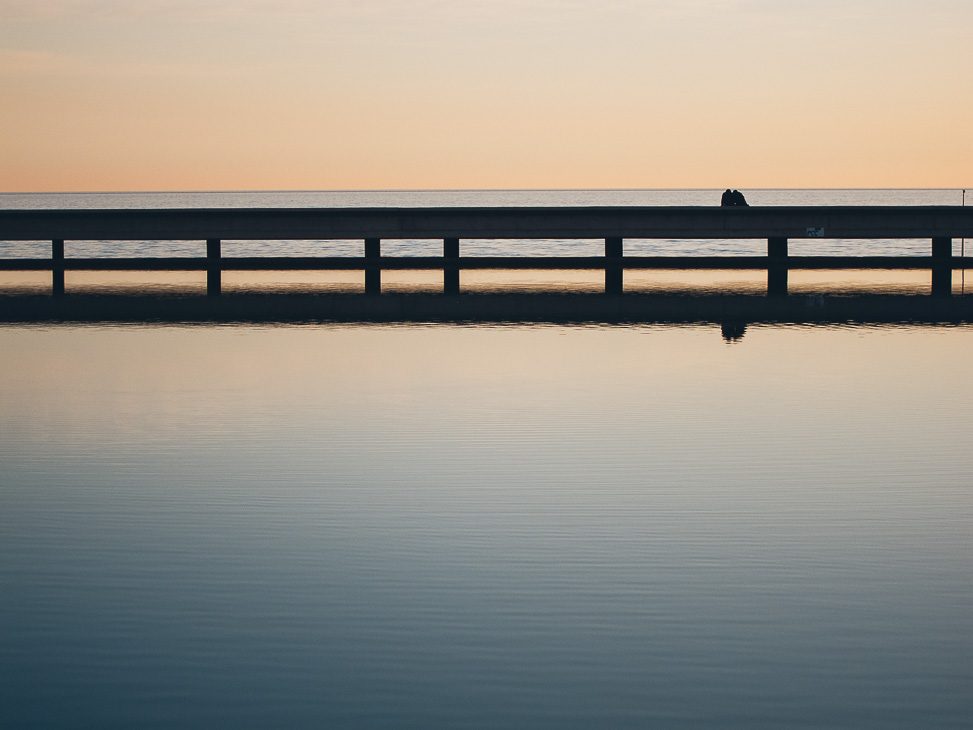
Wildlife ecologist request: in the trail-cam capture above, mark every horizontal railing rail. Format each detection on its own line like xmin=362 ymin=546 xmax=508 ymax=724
xmin=2 ymin=205 xmax=973 ymax=240
xmin=2 ymin=255 xmax=972 ymax=271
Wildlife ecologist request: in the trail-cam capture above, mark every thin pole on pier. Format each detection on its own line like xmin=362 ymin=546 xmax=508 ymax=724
xmin=444 ymin=237 xmax=460 ymax=295
xmin=52 ymin=239 xmax=64 ymax=297
xmin=931 ymin=236 xmax=952 ymax=297
xmin=767 ymin=237 xmax=788 ymax=297
xmin=365 ymin=238 xmax=381 ymax=295
xmin=605 ymin=237 xmax=623 ymax=295
xmin=206 ymin=239 xmax=221 ymax=296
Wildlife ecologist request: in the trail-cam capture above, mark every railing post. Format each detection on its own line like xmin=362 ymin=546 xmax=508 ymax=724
xmin=444 ymin=237 xmax=460 ymax=294
xmin=206 ymin=239 xmax=221 ymax=296
xmin=931 ymin=236 xmax=952 ymax=297
xmin=52 ymin=239 xmax=64 ymax=297
xmin=365 ymin=238 xmax=381 ymax=295
xmin=767 ymin=237 xmax=788 ymax=297
xmin=605 ymin=237 xmax=623 ymax=294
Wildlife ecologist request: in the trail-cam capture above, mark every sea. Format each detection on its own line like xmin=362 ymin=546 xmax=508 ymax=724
xmin=1 ymin=190 xmax=971 ymax=728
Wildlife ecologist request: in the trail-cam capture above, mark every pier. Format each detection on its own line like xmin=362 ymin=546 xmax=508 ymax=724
xmin=1 ymin=205 xmax=972 ymax=298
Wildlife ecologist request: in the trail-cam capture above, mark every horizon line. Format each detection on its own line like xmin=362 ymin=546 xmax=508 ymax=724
xmin=1 ymin=186 xmax=969 ymax=196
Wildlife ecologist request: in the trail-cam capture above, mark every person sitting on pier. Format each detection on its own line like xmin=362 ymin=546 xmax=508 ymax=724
xmin=721 ymin=189 xmax=750 ymax=207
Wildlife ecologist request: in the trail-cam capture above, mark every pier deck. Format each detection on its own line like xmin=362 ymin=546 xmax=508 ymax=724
xmin=1 ymin=205 xmax=971 ymax=297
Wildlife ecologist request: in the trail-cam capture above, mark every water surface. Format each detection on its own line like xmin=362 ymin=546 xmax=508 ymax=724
xmin=2 ymin=322 xmax=971 ymax=728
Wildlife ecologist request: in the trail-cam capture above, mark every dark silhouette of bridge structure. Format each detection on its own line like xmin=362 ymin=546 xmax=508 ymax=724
xmin=1 ymin=205 xmax=971 ymax=300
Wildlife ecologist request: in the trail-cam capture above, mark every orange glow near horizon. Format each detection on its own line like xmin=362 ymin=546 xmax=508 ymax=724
xmin=1 ymin=1 xmax=971 ymax=192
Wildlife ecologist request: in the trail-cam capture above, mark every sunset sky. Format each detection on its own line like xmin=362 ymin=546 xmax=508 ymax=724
xmin=1 ymin=0 xmax=971 ymax=191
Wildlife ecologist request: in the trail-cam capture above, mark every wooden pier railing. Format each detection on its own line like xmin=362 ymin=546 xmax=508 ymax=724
xmin=1 ymin=206 xmax=971 ymax=297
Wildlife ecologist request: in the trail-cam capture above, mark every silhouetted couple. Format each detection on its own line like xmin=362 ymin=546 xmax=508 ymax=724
xmin=721 ymin=189 xmax=749 ymax=207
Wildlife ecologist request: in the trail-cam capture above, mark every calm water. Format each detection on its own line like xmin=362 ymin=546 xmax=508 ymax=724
xmin=1 ymin=322 xmax=972 ymax=728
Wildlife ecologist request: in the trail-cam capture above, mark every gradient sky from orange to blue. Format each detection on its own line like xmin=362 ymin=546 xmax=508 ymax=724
xmin=1 ymin=0 xmax=971 ymax=191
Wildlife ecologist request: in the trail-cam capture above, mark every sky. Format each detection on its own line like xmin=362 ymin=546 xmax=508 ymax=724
xmin=1 ymin=0 xmax=971 ymax=191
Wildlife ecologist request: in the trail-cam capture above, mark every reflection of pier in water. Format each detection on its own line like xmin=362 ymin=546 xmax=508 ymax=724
xmin=2 ymin=293 xmax=973 ymax=331
xmin=1 ymin=205 xmax=971 ymax=297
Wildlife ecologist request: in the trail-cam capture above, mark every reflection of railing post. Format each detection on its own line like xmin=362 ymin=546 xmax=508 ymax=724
xmin=207 ymin=239 xmax=221 ymax=296
xmin=444 ymin=237 xmax=459 ymax=294
xmin=767 ymin=237 xmax=788 ymax=297
xmin=365 ymin=238 xmax=381 ymax=295
xmin=605 ymin=237 xmax=623 ymax=294
xmin=52 ymin=239 xmax=64 ymax=297
xmin=931 ymin=236 xmax=952 ymax=297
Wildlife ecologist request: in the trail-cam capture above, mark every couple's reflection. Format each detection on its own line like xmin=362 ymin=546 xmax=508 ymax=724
xmin=721 ymin=321 xmax=747 ymax=342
